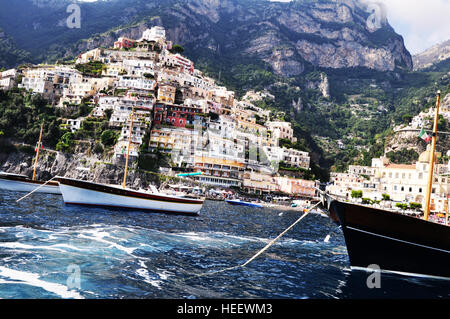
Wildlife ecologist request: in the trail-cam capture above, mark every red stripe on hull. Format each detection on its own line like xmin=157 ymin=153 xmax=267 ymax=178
xmin=64 ymin=202 xmax=199 ymax=216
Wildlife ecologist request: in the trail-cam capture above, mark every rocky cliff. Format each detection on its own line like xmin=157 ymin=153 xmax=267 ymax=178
xmin=2 ymin=0 xmax=412 ymax=76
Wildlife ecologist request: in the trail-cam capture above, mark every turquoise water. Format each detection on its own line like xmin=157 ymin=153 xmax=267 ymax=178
xmin=0 ymin=190 xmax=448 ymax=299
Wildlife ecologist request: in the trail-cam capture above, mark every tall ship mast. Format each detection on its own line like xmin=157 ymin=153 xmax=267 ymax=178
xmin=321 ymin=92 xmax=450 ymax=280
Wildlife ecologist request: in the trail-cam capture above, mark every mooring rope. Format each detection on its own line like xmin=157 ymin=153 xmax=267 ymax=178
xmin=187 ymin=201 xmax=322 ymax=279
xmin=16 ymin=177 xmax=57 ymax=203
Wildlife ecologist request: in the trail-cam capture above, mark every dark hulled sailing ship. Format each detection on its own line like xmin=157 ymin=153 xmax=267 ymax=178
xmin=322 ymin=92 xmax=450 ymax=280
xmin=326 ymin=199 xmax=450 ymax=279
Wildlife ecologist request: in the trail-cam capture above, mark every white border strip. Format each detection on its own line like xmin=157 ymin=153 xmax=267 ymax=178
xmin=351 ymin=266 xmax=450 ymax=281
xmin=346 ymin=226 xmax=450 ymax=254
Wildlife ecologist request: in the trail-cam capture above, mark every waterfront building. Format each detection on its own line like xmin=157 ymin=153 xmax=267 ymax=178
xmin=243 ymin=171 xmax=280 ymax=195
xmin=275 ymin=176 xmax=316 ymax=198
xmin=193 ymin=156 xmax=245 ymax=188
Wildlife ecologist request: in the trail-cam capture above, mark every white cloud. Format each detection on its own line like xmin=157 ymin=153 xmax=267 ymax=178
xmin=377 ymin=0 xmax=450 ymax=54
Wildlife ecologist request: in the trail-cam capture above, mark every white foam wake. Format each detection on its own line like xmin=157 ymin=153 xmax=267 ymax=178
xmin=0 ymin=266 xmax=83 ymax=299
xmin=0 ymin=242 xmax=85 ymax=253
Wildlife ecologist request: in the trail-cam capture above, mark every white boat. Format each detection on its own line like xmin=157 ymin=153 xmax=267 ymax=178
xmin=54 ymin=109 xmax=204 ymax=215
xmin=0 ymin=172 xmax=61 ymax=194
xmin=0 ymin=123 xmax=61 ymax=195
xmin=225 ymin=199 xmax=264 ymax=208
xmin=55 ymin=177 xmax=203 ymax=215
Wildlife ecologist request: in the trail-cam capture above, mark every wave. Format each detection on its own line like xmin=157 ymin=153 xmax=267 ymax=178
xmin=0 ymin=266 xmax=83 ymax=299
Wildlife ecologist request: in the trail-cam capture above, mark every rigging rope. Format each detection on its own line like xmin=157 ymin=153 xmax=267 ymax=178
xmin=16 ymin=177 xmax=57 ymax=203
xmin=187 ymin=201 xmax=322 ymax=279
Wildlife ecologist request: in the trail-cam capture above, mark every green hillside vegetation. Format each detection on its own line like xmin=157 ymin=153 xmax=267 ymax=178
xmin=0 ymin=88 xmax=62 ymax=147
xmin=0 ymin=28 xmax=31 ymax=69
xmin=386 ymin=149 xmax=419 ymax=164
xmin=0 ymin=86 xmax=118 ymax=157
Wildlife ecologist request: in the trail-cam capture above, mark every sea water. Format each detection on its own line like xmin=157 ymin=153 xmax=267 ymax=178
xmin=0 ymin=190 xmax=448 ymax=299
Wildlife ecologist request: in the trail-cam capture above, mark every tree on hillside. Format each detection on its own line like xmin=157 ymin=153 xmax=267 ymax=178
xmin=170 ymin=44 xmax=184 ymax=54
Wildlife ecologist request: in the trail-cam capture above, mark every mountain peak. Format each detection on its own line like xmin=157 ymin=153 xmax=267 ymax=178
xmin=413 ymin=39 xmax=450 ymax=70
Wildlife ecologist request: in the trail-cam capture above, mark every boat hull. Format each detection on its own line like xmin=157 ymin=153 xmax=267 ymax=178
xmin=329 ymin=200 xmax=450 ymax=279
xmin=225 ymin=200 xmax=263 ymax=208
xmin=56 ymin=177 xmax=203 ymax=215
xmin=0 ymin=175 xmax=61 ymax=194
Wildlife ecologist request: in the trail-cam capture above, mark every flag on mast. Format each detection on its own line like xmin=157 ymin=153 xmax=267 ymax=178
xmin=419 ymin=128 xmax=432 ymax=143
xmin=35 ymin=143 xmax=43 ymax=152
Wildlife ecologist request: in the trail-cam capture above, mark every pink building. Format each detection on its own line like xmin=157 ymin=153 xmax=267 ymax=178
xmin=276 ymin=177 xmax=316 ymax=197
xmin=114 ymin=37 xmax=136 ymax=49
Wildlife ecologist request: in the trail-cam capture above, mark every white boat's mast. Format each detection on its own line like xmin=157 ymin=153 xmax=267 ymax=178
xmin=122 ymin=108 xmax=135 ymax=189
xmin=424 ymin=91 xmax=441 ymax=221
xmin=32 ymin=123 xmax=44 ymax=181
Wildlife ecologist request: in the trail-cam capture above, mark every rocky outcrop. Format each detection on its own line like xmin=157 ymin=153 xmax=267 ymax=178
xmin=384 ymin=93 xmax=450 ymax=155
xmin=384 ymin=130 xmax=425 ymax=155
xmin=0 ymin=144 xmax=162 ymax=190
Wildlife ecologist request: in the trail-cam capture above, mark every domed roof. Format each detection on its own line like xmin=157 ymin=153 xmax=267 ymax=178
xmin=418 ymin=148 xmax=431 ymax=163
xmin=418 ymin=145 xmax=441 ymax=163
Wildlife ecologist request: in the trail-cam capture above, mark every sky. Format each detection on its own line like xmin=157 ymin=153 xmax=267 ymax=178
xmin=378 ymin=0 xmax=450 ymax=54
